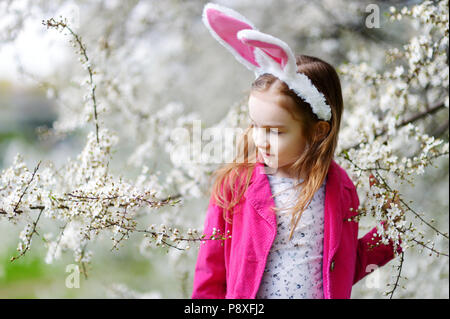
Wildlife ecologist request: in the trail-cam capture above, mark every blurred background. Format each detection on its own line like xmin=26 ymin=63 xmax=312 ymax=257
xmin=0 ymin=0 xmax=448 ymax=298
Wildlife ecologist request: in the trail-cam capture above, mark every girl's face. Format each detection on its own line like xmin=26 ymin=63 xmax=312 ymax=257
xmin=248 ymin=89 xmax=309 ymax=178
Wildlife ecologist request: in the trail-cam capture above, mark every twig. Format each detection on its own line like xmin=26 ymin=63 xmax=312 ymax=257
xmin=43 ymin=18 xmax=100 ymax=143
xmin=10 ymin=207 xmax=45 ymax=262
xmin=65 ymin=192 xmax=182 ymax=207
xmin=386 ymin=252 xmax=405 ymax=299
xmin=88 ymin=219 xmax=228 ymax=251
xmin=12 ymin=160 xmax=42 ymax=214
xmin=52 ymin=223 xmax=68 ymax=261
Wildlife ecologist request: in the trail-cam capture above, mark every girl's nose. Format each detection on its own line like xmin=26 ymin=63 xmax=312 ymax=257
xmin=253 ymin=127 xmax=269 ymax=149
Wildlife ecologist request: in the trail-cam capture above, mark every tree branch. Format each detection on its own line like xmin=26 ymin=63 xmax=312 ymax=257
xmin=341 ymin=101 xmax=446 ymax=154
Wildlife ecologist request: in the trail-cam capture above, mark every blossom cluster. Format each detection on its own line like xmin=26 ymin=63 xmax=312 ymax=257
xmin=336 ymin=1 xmax=448 ymax=292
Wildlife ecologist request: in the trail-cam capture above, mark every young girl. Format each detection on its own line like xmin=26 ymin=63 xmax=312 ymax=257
xmin=191 ymin=3 xmax=401 ymax=299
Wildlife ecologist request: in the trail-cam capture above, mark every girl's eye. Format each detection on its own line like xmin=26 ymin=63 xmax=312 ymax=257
xmin=270 ymin=129 xmax=282 ymax=135
xmin=251 ymin=124 xmax=282 ymax=135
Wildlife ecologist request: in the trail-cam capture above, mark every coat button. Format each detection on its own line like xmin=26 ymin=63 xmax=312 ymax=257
xmin=330 ymin=260 xmax=335 ymax=271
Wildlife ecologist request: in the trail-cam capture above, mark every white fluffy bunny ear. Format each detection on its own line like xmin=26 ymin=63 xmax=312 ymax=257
xmin=202 ymin=3 xmax=259 ymax=73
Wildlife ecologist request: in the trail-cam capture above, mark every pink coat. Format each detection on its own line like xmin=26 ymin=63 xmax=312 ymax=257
xmin=191 ymin=160 xmax=401 ymax=299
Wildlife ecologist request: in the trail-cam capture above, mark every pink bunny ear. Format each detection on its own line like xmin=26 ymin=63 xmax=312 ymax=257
xmin=237 ymin=29 xmax=296 ymax=74
xmin=239 ymin=37 xmax=289 ymax=69
xmin=202 ymin=3 xmax=260 ymax=71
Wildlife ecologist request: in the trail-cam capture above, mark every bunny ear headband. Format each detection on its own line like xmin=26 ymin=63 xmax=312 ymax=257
xmin=202 ymin=2 xmax=332 ymax=121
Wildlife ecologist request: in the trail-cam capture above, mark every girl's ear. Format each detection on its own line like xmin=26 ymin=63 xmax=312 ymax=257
xmin=202 ymin=3 xmax=260 ymax=72
xmin=313 ymin=121 xmax=331 ymax=141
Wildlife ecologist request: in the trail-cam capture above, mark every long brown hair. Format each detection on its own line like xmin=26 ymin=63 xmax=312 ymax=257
xmin=209 ymin=54 xmax=343 ymax=239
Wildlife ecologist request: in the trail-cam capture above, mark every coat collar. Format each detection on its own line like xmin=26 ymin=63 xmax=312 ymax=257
xmin=246 ymin=160 xmax=344 ymax=257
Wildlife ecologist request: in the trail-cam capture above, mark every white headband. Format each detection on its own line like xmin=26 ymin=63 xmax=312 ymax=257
xmin=202 ymin=2 xmax=332 ymax=121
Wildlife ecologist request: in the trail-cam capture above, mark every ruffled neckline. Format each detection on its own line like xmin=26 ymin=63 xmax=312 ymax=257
xmin=267 ymin=174 xmax=303 ymax=183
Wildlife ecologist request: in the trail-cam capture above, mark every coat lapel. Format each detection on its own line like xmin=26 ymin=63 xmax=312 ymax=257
xmin=324 ymin=160 xmax=344 ymax=259
xmin=246 ymin=162 xmax=277 ymax=230
xmin=322 ymin=159 xmax=344 ymax=298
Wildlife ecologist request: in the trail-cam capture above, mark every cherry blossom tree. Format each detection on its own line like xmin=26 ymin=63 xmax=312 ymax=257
xmin=0 ymin=0 xmax=448 ymax=298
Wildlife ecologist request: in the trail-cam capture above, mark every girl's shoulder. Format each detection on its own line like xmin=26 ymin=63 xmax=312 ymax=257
xmin=330 ymin=159 xmax=356 ymax=191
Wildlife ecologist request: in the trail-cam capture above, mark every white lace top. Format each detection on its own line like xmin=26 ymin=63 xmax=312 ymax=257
xmin=255 ymin=174 xmax=327 ymax=299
